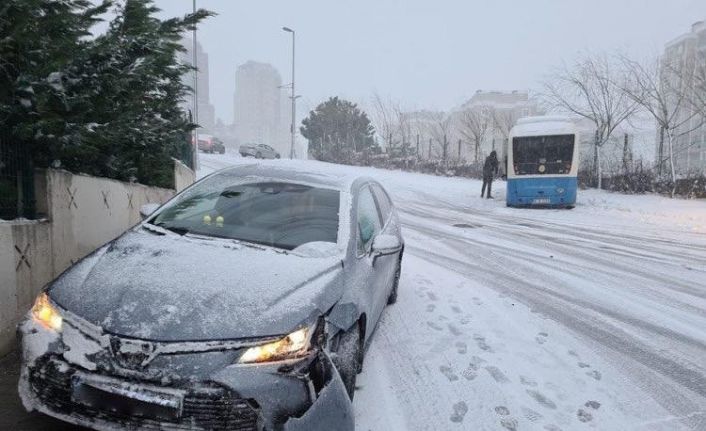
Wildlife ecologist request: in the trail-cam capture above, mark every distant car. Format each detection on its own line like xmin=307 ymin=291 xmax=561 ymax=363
xmin=196 ymin=135 xmax=225 ymax=154
xmin=239 ymin=143 xmax=280 ymax=159
xmin=18 ymin=163 xmax=404 ymax=431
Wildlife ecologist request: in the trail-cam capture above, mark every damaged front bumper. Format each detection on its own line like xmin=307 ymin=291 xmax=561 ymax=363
xmin=18 ymin=317 xmax=354 ymax=431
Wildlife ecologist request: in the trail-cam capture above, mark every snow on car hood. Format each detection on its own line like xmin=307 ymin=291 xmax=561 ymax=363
xmin=48 ymin=228 xmax=344 ymax=341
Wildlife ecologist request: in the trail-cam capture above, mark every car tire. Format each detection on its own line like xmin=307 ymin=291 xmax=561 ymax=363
xmin=332 ymin=323 xmax=363 ymax=400
xmin=387 ymin=252 xmax=403 ymax=305
xmin=276 ymin=154 xmax=281 ymax=159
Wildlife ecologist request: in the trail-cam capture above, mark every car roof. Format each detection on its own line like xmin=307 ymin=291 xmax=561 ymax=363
xmin=214 ymin=162 xmax=375 ymax=192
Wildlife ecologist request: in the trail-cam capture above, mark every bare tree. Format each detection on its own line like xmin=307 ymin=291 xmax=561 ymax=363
xmin=393 ymin=104 xmax=415 ymax=157
xmin=620 ymin=54 xmax=703 ymax=197
xmin=371 ymin=92 xmax=397 ymax=152
xmin=492 ymin=108 xmax=517 ymax=145
xmin=429 ymin=111 xmax=453 ymax=163
xmin=542 ymin=54 xmax=637 ymax=189
xmin=690 ymin=58 xmax=706 ymax=123
xmin=371 ymin=92 xmax=416 ymax=157
xmin=458 ymin=107 xmax=491 ymax=163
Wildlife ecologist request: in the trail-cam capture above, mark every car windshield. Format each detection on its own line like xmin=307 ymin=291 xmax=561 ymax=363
xmin=150 ymin=180 xmax=340 ymax=250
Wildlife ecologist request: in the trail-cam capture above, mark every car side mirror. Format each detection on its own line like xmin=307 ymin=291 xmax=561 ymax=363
xmin=371 ymin=234 xmax=401 ymax=256
xmin=140 ymin=203 xmax=160 ymax=220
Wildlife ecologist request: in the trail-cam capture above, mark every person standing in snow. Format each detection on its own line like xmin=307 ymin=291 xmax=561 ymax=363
xmin=481 ymin=150 xmax=499 ymax=199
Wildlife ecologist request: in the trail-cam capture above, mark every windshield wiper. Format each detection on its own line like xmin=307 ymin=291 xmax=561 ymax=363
xmin=154 ymin=222 xmax=190 ymax=236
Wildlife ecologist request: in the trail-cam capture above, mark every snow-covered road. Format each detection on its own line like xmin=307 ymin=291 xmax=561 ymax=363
xmin=199 ymin=153 xmax=706 ymax=431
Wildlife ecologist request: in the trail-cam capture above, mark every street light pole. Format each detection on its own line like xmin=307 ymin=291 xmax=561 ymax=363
xmin=282 ymin=27 xmax=296 ymax=159
xmin=192 ymin=0 xmax=199 ymax=171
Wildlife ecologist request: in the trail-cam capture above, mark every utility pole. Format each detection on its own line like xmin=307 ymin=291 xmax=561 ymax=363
xmin=458 ymin=139 xmax=462 ymax=160
xmin=428 ymin=138 xmax=432 ymax=159
xmin=191 ymin=0 xmax=199 ymax=171
xmin=282 ymin=27 xmax=296 ymax=159
xmin=416 ymin=134 xmax=420 ymax=160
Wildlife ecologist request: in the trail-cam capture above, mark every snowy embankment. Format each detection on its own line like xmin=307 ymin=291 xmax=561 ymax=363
xmin=199 ymin=153 xmax=706 ymax=431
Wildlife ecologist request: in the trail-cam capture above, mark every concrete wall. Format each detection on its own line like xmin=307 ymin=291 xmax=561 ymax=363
xmin=0 ymin=162 xmax=194 ymax=356
xmin=174 ymin=158 xmax=196 ymax=193
xmin=0 ymin=221 xmax=53 ymax=356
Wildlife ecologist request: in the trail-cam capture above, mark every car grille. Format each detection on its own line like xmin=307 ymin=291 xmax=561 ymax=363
xmin=29 ymin=358 xmax=262 ymax=431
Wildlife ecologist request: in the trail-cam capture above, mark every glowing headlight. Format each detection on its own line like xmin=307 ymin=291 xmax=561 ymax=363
xmin=31 ymin=293 xmax=63 ymax=332
xmin=238 ymin=327 xmax=310 ymax=364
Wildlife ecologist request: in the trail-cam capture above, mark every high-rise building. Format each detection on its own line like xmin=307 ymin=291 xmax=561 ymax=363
xmin=233 ymin=61 xmax=288 ymax=155
xmin=660 ymin=20 xmax=706 ymax=174
xmin=180 ymin=37 xmax=216 ymax=134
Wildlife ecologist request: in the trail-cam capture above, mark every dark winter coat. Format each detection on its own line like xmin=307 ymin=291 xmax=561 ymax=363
xmin=483 ymin=152 xmax=499 ymax=178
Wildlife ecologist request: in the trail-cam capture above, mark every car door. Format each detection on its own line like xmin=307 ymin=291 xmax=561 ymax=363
xmin=353 ymin=184 xmax=389 ymax=328
xmin=370 ymin=184 xmax=400 ymax=298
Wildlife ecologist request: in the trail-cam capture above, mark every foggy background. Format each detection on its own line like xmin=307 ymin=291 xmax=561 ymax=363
xmin=150 ymin=0 xmax=706 ymax=122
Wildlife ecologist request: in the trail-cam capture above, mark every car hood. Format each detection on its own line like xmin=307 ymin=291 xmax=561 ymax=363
xmin=49 ymin=229 xmax=344 ymax=342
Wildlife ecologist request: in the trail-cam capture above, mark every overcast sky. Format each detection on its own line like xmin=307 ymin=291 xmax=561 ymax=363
xmin=150 ymin=0 xmax=706 ymax=124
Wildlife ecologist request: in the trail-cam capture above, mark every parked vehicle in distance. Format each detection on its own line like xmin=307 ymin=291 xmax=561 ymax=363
xmin=506 ymin=116 xmax=579 ymax=208
xmin=195 ymin=134 xmax=225 ymax=154
xmin=18 ymin=163 xmax=404 ymax=431
xmin=239 ymin=143 xmax=280 ymax=159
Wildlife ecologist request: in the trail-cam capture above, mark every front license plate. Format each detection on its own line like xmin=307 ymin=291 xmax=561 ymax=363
xmin=72 ymin=375 xmax=183 ymax=421
xmin=532 ymin=198 xmax=550 ymax=205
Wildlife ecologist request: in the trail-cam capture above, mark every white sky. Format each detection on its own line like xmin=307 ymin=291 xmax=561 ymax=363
xmin=145 ymin=0 xmax=706 ymax=124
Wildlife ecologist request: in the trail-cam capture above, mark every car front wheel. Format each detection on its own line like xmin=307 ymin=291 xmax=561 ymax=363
xmin=331 ymin=323 xmax=363 ymax=400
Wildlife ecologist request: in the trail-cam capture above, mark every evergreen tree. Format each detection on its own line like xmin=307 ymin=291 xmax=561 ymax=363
xmin=1 ymin=0 xmax=212 ymax=189
xmin=0 ymin=0 xmax=110 ymax=158
xmin=300 ymin=97 xmax=378 ymax=162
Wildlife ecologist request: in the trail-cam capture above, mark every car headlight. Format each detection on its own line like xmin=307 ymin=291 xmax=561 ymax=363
xmin=31 ymin=292 xmax=63 ymax=332
xmin=238 ymin=327 xmax=311 ymax=364
xmin=556 ymin=187 xmax=565 ymax=194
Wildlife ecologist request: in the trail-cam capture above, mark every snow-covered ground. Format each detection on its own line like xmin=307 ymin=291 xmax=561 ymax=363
xmin=199 ymin=153 xmax=706 ymax=431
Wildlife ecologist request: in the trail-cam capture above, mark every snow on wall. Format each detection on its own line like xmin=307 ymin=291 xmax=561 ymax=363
xmin=0 ymin=165 xmax=190 ymax=357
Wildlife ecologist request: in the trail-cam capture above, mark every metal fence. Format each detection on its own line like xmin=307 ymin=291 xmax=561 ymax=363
xmin=0 ymin=133 xmax=36 ymax=220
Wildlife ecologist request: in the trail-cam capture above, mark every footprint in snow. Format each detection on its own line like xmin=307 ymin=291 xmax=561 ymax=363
xmin=585 ymin=400 xmax=601 ymax=410
xmin=535 ymin=332 xmax=548 ymax=344
xmin=426 ymin=291 xmax=438 ymax=301
xmin=577 ymin=408 xmax=593 ymax=422
xmin=585 ymin=370 xmax=602 ymax=381
xmin=427 ymin=321 xmax=443 ymax=331
xmin=543 ymin=425 xmax=563 ymax=431
xmin=447 ymin=323 xmax=463 ymax=336
xmin=472 ymin=297 xmax=483 ymax=306
xmin=494 ymin=406 xmax=510 ymax=416
xmin=522 ymin=407 xmax=543 ymax=422
xmin=500 ymin=417 xmax=519 ymax=431
xmin=451 ymin=305 xmax=463 ymax=314
xmin=440 ymin=365 xmax=459 ymax=382
xmin=485 ymin=366 xmax=510 ymax=384
xmin=450 ymin=401 xmax=468 ymax=423
xmin=526 ymin=390 xmax=557 ymax=410
xmin=578 ymin=400 xmax=601 ymax=421
xmin=461 ymin=356 xmax=484 ymax=380
xmin=426 ymin=304 xmax=436 ymax=313
xmin=459 ymin=314 xmax=472 ymax=325
xmin=473 ymin=334 xmax=492 ymax=352
xmin=455 ymin=342 xmax=467 ymax=354
xmin=461 ymin=366 xmax=477 ymax=381
xmin=520 ymin=375 xmax=538 ymax=387
xmin=578 ymin=362 xmax=591 ymax=368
